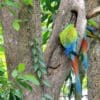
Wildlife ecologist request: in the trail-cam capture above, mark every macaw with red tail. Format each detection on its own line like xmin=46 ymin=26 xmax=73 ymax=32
xmin=59 ymin=24 xmax=81 ymax=94
xmin=86 ymin=19 xmax=99 ymax=40
xmin=80 ymin=35 xmax=88 ymax=72
xmin=80 ymin=19 xmax=97 ymax=72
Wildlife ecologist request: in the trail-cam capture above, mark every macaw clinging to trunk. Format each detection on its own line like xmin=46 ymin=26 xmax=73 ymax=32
xmin=59 ymin=19 xmax=98 ymax=95
xmin=87 ymin=19 xmax=97 ymax=33
xmin=59 ymin=24 xmax=81 ymax=94
xmin=79 ymin=34 xmax=88 ymax=72
xmin=80 ymin=19 xmax=98 ymax=72
xmin=86 ymin=19 xmax=99 ymax=40
xmin=80 ymin=19 xmax=98 ymax=73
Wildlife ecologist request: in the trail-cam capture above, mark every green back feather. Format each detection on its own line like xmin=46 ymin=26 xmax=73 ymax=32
xmin=59 ymin=24 xmax=78 ymax=48
xmin=87 ymin=19 xmax=97 ymax=27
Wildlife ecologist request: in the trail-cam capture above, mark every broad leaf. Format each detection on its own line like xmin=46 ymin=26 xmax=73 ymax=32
xmin=37 ymin=70 xmax=42 ymax=78
xmin=44 ymin=94 xmax=53 ymax=100
xmin=17 ymin=63 xmax=25 ymax=72
xmin=17 ymin=79 xmax=33 ymax=92
xmin=12 ymin=70 xmax=18 ymax=78
xmin=12 ymin=89 xmax=23 ymax=99
xmin=23 ymin=0 xmax=33 ymax=6
xmin=42 ymin=80 xmax=51 ymax=87
xmin=12 ymin=20 xmax=20 ymax=31
xmin=21 ymin=74 xmax=40 ymax=86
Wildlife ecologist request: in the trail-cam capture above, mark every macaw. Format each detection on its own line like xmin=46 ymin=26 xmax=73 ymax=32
xmin=79 ymin=35 xmax=88 ymax=72
xmin=86 ymin=19 xmax=99 ymax=39
xmin=87 ymin=19 xmax=97 ymax=33
xmin=59 ymin=24 xmax=81 ymax=94
xmin=80 ymin=19 xmax=98 ymax=72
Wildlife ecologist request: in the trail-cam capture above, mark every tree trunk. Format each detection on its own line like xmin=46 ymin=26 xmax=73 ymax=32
xmin=1 ymin=0 xmax=42 ymax=99
xmin=0 ymin=0 xmax=90 ymax=100
xmin=44 ymin=0 xmax=86 ymax=99
xmin=86 ymin=0 xmax=100 ymax=100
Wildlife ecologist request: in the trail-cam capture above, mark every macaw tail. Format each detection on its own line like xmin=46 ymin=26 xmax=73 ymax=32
xmin=71 ymin=56 xmax=79 ymax=75
xmin=71 ymin=56 xmax=82 ymax=94
xmin=80 ymin=38 xmax=88 ymax=72
xmin=83 ymin=53 xmax=88 ymax=72
xmin=75 ymin=75 xmax=82 ymax=94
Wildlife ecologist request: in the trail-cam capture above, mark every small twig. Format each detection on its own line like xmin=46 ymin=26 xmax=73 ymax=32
xmin=87 ymin=7 xmax=100 ymax=19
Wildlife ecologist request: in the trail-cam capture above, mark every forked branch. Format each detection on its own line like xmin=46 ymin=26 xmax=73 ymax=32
xmin=87 ymin=7 xmax=100 ymax=19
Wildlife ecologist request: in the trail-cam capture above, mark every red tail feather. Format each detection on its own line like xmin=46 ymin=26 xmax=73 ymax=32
xmin=71 ymin=56 xmax=79 ymax=75
xmin=81 ymin=38 xmax=88 ymax=52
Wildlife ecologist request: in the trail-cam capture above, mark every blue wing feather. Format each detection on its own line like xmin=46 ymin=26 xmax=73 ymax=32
xmin=64 ymin=41 xmax=77 ymax=55
xmin=83 ymin=53 xmax=88 ymax=72
xmin=87 ymin=25 xmax=96 ymax=32
xmin=76 ymin=75 xmax=82 ymax=94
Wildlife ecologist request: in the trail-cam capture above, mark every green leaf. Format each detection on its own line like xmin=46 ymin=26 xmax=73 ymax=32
xmin=39 ymin=54 xmax=44 ymax=61
xmin=44 ymin=94 xmax=53 ymax=100
xmin=42 ymin=31 xmax=50 ymax=44
xmin=33 ymin=64 xmax=39 ymax=72
xmin=17 ymin=63 xmax=25 ymax=72
xmin=40 ymin=68 xmax=47 ymax=74
xmin=34 ymin=38 xmax=39 ymax=44
xmin=32 ymin=48 xmax=37 ymax=55
xmin=34 ymin=57 xmax=38 ymax=63
xmin=68 ymin=83 xmax=74 ymax=99
xmin=41 ymin=97 xmax=46 ymax=100
xmin=23 ymin=0 xmax=33 ymax=6
xmin=9 ymin=91 xmax=16 ymax=100
xmin=42 ymin=80 xmax=51 ymax=87
xmin=51 ymin=1 xmax=57 ymax=7
xmin=12 ymin=20 xmax=20 ymax=31
xmin=0 ymin=2 xmax=5 ymax=8
xmin=36 ymin=46 xmax=42 ymax=53
xmin=5 ymin=0 xmax=20 ymax=8
xmin=13 ymin=89 xmax=23 ymax=99
xmin=17 ymin=79 xmax=32 ymax=92
xmin=39 ymin=60 xmax=46 ymax=68
xmin=21 ymin=74 xmax=40 ymax=86
xmin=0 ymin=67 xmax=5 ymax=76
xmin=61 ymin=84 xmax=68 ymax=95
xmin=37 ymin=70 xmax=42 ymax=78
xmin=88 ymin=19 xmax=97 ymax=27
xmin=12 ymin=70 xmax=18 ymax=78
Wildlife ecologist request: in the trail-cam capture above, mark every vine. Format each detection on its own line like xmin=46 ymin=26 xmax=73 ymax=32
xmin=31 ymin=37 xmax=52 ymax=100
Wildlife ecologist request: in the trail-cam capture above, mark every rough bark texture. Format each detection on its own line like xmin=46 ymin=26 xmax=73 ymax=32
xmin=1 ymin=0 xmax=42 ymax=99
xmin=44 ymin=0 xmax=86 ymax=99
xmin=2 ymin=0 xmax=100 ymax=100
xmin=1 ymin=5 xmax=19 ymax=77
xmin=86 ymin=0 xmax=100 ymax=100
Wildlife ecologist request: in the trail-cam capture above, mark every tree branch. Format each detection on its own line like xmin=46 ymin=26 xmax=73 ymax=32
xmin=87 ymin=7 xmax=100 ymax=19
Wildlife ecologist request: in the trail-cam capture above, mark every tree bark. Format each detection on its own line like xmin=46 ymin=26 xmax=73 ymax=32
xmin=85 ymin=0 xmax=100 ymax=100
xmin=0 ymin=0 xmax=91 ymax=100
xmin=44 ymin=0 xmax=86 ymax=99
xmin=1 ymin=0 xmax=42 ymax=99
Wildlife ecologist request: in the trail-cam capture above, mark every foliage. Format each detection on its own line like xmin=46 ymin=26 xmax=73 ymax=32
xmin=31 ymin=37 xmax=52 ymax=99
xmin=41 ymin=0 xmax=60 ymax=45
xmin=0 ymin=63 xmax=40 ymax=100
xmin=0 ymin=0 xmax=57 ymax=99
xmin=12 ymin=19 xmax=21 ymax=31
xmin=32 ymin=38 xmax=47 ymax=78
